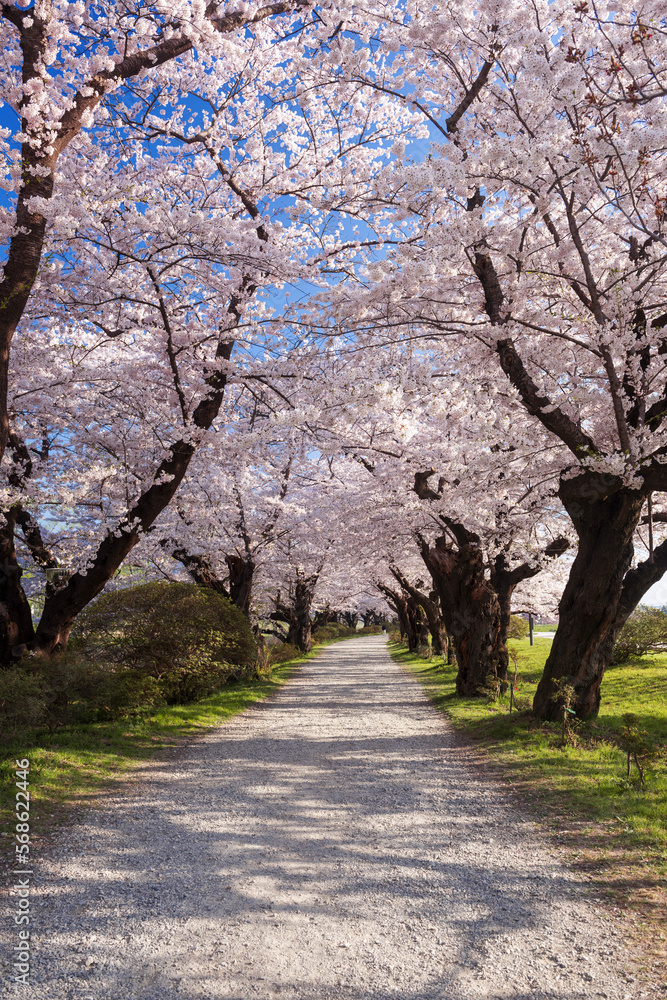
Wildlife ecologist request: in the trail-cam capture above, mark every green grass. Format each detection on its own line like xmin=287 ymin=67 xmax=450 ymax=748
xmin=0 ymin=654 xmax=314 ymax=843
xmin=391 ymin=638 xmax=667 ymax=870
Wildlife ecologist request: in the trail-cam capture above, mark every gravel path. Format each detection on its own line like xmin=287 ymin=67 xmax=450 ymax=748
xmin=2 ymin=636 xmax=654 ymax=999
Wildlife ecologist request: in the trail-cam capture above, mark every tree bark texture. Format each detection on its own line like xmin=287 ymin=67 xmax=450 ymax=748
xmin=361 ymin=609 xmax=385 ymax=627
xmin=413 ymin=471 xmax=569 ymax=698
xmin=533 ymin=474 xmax=649 ymax=720
xmin=377 ymin=583 xmax=419 ymax=651
xmin=225 ymin=554 xmax=255 ymax=618
xmin=291 ymin=578 xmax=315 ymax=653
xmin=170 ymin=548 xmax=254 ymax=618
xmin=420 ymin=536 xmax=503 ymax=695
xmin=272 ymin=572 xmax=319 ymax=653
xmin=0 ymin=433 xmax=59 ymax=663
xmin=390 ymin=567 xmax=446 ymax=655
xmin=0 ymin=511 xmax=35 ymax=662
xmin=171 ymin=548 xmax=232 ymax=599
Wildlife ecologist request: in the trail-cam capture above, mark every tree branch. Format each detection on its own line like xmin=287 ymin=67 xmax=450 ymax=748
xmin=496 ymin=338 xmax=598 ymax=457
xmin=446 ymin=59 xmax=494 ymax=133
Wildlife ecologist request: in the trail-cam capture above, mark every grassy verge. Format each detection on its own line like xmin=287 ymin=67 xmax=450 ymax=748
xmin=0 ymin=650 xmax=318 ymax=849
xmin=391 ymin=638 xmax=667 ymax=981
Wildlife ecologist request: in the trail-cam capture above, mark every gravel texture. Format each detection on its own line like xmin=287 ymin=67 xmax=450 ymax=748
xmin=1 ymin=636 xmax=656 ymax=999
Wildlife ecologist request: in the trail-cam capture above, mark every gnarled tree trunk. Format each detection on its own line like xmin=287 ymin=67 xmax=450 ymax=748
xmin=272 ymin=570 xmax=320 ymax=653
xmin=420 ymin=536 xmax=503 ymax=695
xmin=533 ymin=473 xmax=662 ymax=720
xmin=291 ymin=578 xmax=315 ymax=652
xmin=361 ymin=608 xmax=384 ymax=627
xmin=390 ymin=566 xmax=446 ymax=655
xmin=313 ymin=606 xmax=339 ymax=628
xmin=225 ymin=554 xmax=255 ymax=618
xmin=170 ymin=547 xmax=255 ymax=618
xmin=378 ymin=583 xmax=420 ymax=651
xmin=415 ymin=471 xmax=568 ymax=698
xmin=0 ymin=512 xmax=35 ymax=663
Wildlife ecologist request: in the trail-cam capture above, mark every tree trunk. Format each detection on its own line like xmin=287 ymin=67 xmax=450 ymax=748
xmin=171 ymin=547 xmax=255 ymax=618
xmin=390 ymin=567 xmax=446 ymax=655
xmin=425 ymin=597 xmax=446 ymax=655
xmin=377 ymin=583 xmax=419 ymax=650
xmin=362 ymin=609 xmax=383 ymax=627
xmin=413 ymin=472 xmax=569 ymax=697
xmin=0 ymin=512 xmax=35 ymax=663
xmin=393 ymin=601 xmax=411 ymax=644
xmin=314 ymin=606 xmax=339 ymax=628
xmin=225 ymin=554 xmax=254 ymax=618
xmin=292 ymin=578 xmax=315 ymax=653
xmin=171 ymin=547 xmax=231 ymax=598
xmin=417 ymin=607 xmax=430 ymax=648
xmin=403 ymin=594 xmax=423 ymax=652
xmin=273 ymin=572 xmax=319 ymax=653
xmin=533 ymin=475 xmax=646 ymax=720
xmin=420 ymin=536 xmax=503 ymax=695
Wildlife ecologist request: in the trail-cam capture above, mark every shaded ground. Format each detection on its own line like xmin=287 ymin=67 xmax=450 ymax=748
xmin=1 ymin=637 xmax=657 ymax=999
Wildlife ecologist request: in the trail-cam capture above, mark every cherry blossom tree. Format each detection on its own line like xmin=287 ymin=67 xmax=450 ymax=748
xmin=153 ymin=440 xmax=295 ymax=619
xmin=311 ymin=1 xmax=667 ymax=717
xmin=295 ymin=337 xmax=571 ymax=693
xmin=388 ymin=565 xmax=445 ymax=655
xmin=0 ymin=0 xmax=318 ymax=464
xmin=254 ymin=454 xmax=379 ymax=650
xmin=0 ymin=5 xmax=417 ymax=661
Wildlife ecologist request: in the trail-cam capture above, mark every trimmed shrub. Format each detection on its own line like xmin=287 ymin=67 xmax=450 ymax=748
xmin=312 ymin=625 xmax=341 ymax=642
xmin=269 ymin=642 xmax=300 ymax=664
xmin=70 ymin=582 xmax=256 ymax=703
xmin=0 ymin=666 xmax=47 ymax=736
xmin=613 ymin=606 xmax=667 ymax=663
xmin=0 ymin=657 xmax=165 ymax=738
xmin=508 ymin=615 xmax=530 ymax=640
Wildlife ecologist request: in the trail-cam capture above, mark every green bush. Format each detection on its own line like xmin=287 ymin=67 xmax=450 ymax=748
xmin=269 ymin=642 xmax=300 ymax=664
xmin=508 ymin=615 xmax=529 ymax=640
xmin=0 ymin=656 xmax=165 ymax=738
xmin=0 ymin=666 xmax=47 ymax=736
xmin=613 ymin=606 xmax=667 ymax=663
xmin=312 ymin=625 xmax=341 ymax=642
xmin=312 ymin=623 xmax=361 ymax=641
xmin=70 ymin=581 xmax=256 ymax=704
